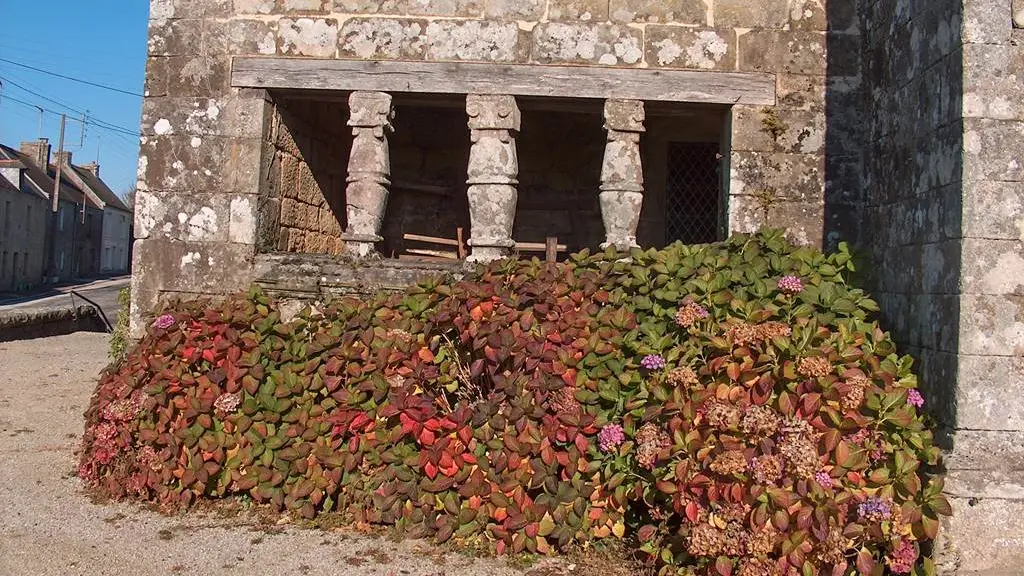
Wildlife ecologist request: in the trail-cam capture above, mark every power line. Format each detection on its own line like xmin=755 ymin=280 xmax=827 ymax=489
xmin=0 ymin=57 xmax=143 ymax=97
xmin=0 ymin=75 xmax=140 ymax=136
xmin=0 ymin=93 xmax=139 ymax=138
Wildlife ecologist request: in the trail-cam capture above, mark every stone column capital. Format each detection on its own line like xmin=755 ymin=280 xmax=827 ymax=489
xmin=467 ymin=94 xmax=521 ymax=135
xmin=603 ymin=99 xmax=645 ymax=134
xmin=348 ymin=91 xmax=395 ymax=134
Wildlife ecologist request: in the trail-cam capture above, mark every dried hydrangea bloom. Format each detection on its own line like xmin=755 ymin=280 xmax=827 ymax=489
xmin=550 ymin=386 xmax=581 ymax=414
xmin=710 ymin=450 xmax=749 ymax=476
xmin=738 ymin=557 xmax=781 ymax=576
xmin=741 ymin=404 xmax=781 ymax=437
xmin=598 ymin=423 xmax=625 ymax=452
xmin=635 ymin=423 xmax=671 ymax=469
xmin=687 ymin=523 xmax=728 ymax=557
xmin=778 ymin=275 xmax=804 ymax=294
xmin=728 ymin=322 xmax=760 ymax=346
xmin=815 ymin=528 xmax=851 ymax=565
xmin=386 ymin=373 xmax=407 ymax=388
xmin=640 ymin=354 xmax=667 ymax=370
xmin=798 ymin=356 xmax=832 ymax=378
xmin=841 ymin=376 xmax=871 ymax=411
xmin=779 ymin=432 xmax=820 ymax=477
xmin=214 ymin=392 xmax=241 ymax=414
xmin=748 ymin=523 xmax=778 ymax=556
xmin=751 ymin=454 xmax=783 ymax=484
xmin=101 ymin=391 xmax=147 ymax=422
xmin=385 ymin=328 xmax=412 ymax=343
xmin=136 ymin=445 xmax=162 ymax=471
xmin=718 ymin=502 xmax=750 ymax=523
xmin=675 ymin=301 xmax=710 ymax=328
xmin=705 ymin=400 xmax=741 ymax=430
xmin=667 ymin=366 xmax=699 ymax=388
xmin=153 ymin=313 xmax=176 ymax=330
xmin=756 ymin=321 xmax=792 ymax=340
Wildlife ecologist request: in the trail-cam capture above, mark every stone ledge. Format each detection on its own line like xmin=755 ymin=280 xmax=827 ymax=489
xmin=0 ymin=305 xmax=107 ymax=343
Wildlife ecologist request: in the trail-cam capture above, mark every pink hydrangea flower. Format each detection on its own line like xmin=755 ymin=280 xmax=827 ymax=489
xmin=908 ymin=389 xmax=924 ymax=408
xmin=641 ymin=354 xmax=666 ymax=371
xmin=778 ymin=275 xmax=804 ymax=295
xmin=153 ymin=314 xmax=176 ymax=330
xmin=598 ymin=424 xmax=625 ymax=452
xmin=815 ymin=471 xmax=834 ymax=489
xmin=887 ymin=539 xmax=918 ymax=574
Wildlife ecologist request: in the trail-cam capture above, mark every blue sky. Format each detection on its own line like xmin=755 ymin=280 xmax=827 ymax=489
xmin=0 ymin=1 xmax=149 ymax=195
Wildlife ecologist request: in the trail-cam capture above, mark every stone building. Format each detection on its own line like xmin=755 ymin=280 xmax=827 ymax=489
xmin=136 ymin=0 xmax=1024 ymax=572
xmin=0 ymin=156 xmax=49 ymax=291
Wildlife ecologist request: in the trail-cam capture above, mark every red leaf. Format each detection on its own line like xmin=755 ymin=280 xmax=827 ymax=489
xmin=424 ymin=461 xmax=438 ymax=480
xmin=561 ymin=369 xmax=577 ymax=386
xmin=714 ymin=556 xmax=733 ymax=576
xmin=855 ymin=551 xmax=875 ymax=575
xmin=418 ymin=348 xmax=435 ymax=362
xmin=419 ymin=428 xmax=436 ymax=446
xmin=685 ymin=501 xmax=699 ymax=523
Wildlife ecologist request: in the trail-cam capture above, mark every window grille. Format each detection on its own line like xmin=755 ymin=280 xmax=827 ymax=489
xmin=664 ymin=142 xmax=721 ymax=245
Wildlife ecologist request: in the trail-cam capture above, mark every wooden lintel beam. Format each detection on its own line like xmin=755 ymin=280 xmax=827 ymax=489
xmin=231 ymin=58 xmax=776 ymax=106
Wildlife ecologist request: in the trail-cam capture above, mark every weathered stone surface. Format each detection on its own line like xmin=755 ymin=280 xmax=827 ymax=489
xmin=277 ymin=17 xmax=338 ymax=57
xmin=962 ymin=0 xmax=1013 ymax=44
xmin=964 ymin=118 xmax=1024 ymax=182
xmin=729 ymin=151 xmax=824 ymax=202
xmin=644 ymin=27 xmax=735 ymax=71
xmin=234 ymin=0 xmax=275 ymax=14
xmin=203 ymin=19 xmax=277 ymax=55
xmin=954 ymin=354 xmax=1024 ymax=431
xmin=546 ymin=0 xmax=606 ymax=21
xmin=599 ymin=99 xmax=644 ymax=250
xmin=139 ymin=135 xmax=261 ymax=193
xmin=715 ymin=0 xmax=789 ymax=29
xmin=729 ymin=195 xmax=824 ymax=247
xmin=334 ymin=0 xmax=480 ymax=16
xmin=530 ymin=23 xmax=643 ymax=66
xmin=959 ymin=293 xmax=1024 ymax=356
xmin=148 ymin=19 xmax=202 ymax=57
xmin=730 ymin=106 xmax=824 ymax=154
xmin=738 ymin=30 xmax=827 ymax=76
xmin=962 ymin=180 xmax=1024 ymax=241
xmin=276 ymin=0 xmax=328 ymax=13
xmin=131 ymin=238 xmax=255 ymax=297
xmin=133 ymin=190 xmax=258 ymax=245
xmin=608 ymin=0 xmax=705 ymax=24
xmin=482 ymin=0 xmax=543 ymax=20
xmin=964 ymin=44 xmax=1024 ymax=120
xmin=935 ymin=496 xmax=1024 ymax=575
xmin=1015 ymin=0 xmax=1024 ymax=28
xmin=961 ymin=238 xmax=1024 ymax=296
xmin=165 ymin=55 xmax=230 ymax=97
xmin=424 ymin=20 xmax=520 ymax=62
xmin=339 ymin=18 xmax=427 ymax=59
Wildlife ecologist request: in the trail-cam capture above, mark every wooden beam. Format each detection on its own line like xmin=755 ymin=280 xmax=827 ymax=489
xmin=232 ymin=58 xmax=776 ymax=106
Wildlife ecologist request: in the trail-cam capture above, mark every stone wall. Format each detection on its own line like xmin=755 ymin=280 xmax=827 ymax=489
xmin=0 ymin=185 xmax=48 ymax=292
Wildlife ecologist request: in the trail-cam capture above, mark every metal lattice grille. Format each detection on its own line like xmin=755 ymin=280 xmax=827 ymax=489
xmin=665 ymin=142 xmax=721 ymax=245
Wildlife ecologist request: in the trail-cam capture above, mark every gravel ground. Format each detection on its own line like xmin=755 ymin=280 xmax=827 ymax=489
xmin=0 ymin=333 xmax=578 ymax=576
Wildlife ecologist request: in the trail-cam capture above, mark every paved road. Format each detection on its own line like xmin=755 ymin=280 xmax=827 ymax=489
xmin=0 ymin=277 xmax=130 ymax=326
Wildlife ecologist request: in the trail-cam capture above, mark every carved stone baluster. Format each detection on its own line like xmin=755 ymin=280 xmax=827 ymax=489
xmin=599 ymin=99 xmax=645 ymax=250
xmin=465 ymin=94 xmax=521 ymax=262
xmin=341 ymin=91 xmax=395 ymax=258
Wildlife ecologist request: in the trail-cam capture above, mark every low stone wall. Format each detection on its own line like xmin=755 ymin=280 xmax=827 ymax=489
xmin=0 ymin=305 xmax=107 ymax=342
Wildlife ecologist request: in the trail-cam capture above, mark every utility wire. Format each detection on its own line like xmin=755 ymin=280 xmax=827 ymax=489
xmin=0 ymin=57 xmax=143 ymax=97
xmin=0 ymin=93 xmax=139 ymax=138
xmin=0 ymin=75 xmax=140 ymax=136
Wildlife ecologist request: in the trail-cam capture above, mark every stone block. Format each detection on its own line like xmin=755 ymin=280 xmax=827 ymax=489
xmin=730 ymin=106 xmax=825 ymax=154
xmin=141 ymin=97 xmax=246 ymax=137
xmin=963 ymin=0 xmax=1013 ymax=44
xmin=483 ymin=0 xmax=543 ymax=20
xmin=424 ymin=20 xmax=521 ymax=62
xmin=234 ymin=0 xmax=276 ymax=13
xmin=280 ymin=154 xmax=300 ymax=198
xmin=920 ymin=240 xmax=962 ymax=295
xmin=961 ymin=238 xmax=1024 ymax=296
xmin=297 ymin=162 xmax=327 ymax=206
xmin=644 ymin=27 xmax=735 ymax=71
xmin=140 ymin=134 xmax=227 ymax=192
xmin=964 ymin=118 xmax=1024 ymax=183
xmin=276 ymin=0 xmax=328 ymax=13
xmin=954 ymin=354 xmax=1024 ymax=431
xmin=336 ymin=0 xmax=480 ymax=16
xmin=964 ymin=44 xmax=1024 ymax=121
xmin=132 ymin=190 xmax=258 ymax=245
xmin=934 ymin=496 xmax=1024 ymax=575
xmin=608 ymin=0 xmax=706 ymax=24
xmin=738 ymin=30 xmax=827 ymax=76
xmin=728 ymin=195 xmax=824 ymax=247
xmin=959 ymin=293 xmax=1024 ymax=356
xmin=202 ymin=18 xmax=277 ymax=55
xmin=339 ymin=18 xmax=428 ymax=60
xmin=530 ymin=23 xmax=643 ymax=66
xmin=944 ymin=429 xmax=1024 ymax=471
xmin=729 ymin=151 xmax=825 ymax=203
xmin=716 ymin=0 xmax=789 ymax=29
xmin=962 ymin=180 xmax=1024 ymax=241
xmin=148 ymin=18 xmax=202 ymax=56
xmin=144 ymin=57 xmax=170 ymax=98
xmin=165 ymin=55 xmax=231 ymax=98
xmin=131 ymin=238 xmax=256 ymax=296
xmin=151 ymin=0 xmax=232 ymax=18
xmin=546 ymin=0 xmax=607 ymax=22
xmin=280 ymin=197 xmax=302 ymax=227
xmin=277 ymin=17 xmax=339 ymax=57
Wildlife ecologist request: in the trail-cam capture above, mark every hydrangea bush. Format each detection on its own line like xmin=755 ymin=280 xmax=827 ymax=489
xmin=79 ymin=231 xmax=948 ymax=575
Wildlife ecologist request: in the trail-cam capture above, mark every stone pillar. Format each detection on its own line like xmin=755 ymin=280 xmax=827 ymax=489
xmin=465 ymin=94 xmax=520 ymax=262
xmin=599 ymin=99 xmax=645 ymax=250
xmin=341 ymin=91 xmax=395 ymax=258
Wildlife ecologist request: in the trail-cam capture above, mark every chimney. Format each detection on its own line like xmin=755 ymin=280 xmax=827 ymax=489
xmin=82 ymin=162 xmax=100 ymax=177
xmin=56 ymin=150 xmax=73 ymax=167
xmin=19 ymin=138 xmax=50 ymax=168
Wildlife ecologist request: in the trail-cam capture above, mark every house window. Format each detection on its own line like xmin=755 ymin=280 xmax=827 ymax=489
xmin=58 ymin=205 xmax=64 ymax=232
xmin=26 ymin=206 xmax=31 ymax=233
xmin=12 ymin=253 xmax=19 ymax=279
xmin=1 ymin=251 xmax=6 ymax=280
xmin=59 ymin=251 xmax=65 ymax=271
xmin=3 ymin=201 xmax=10 ymax=236
xmin=664 ymin=142 xmax=722 ymax=245
xmin=20 ymin=253 xmax=26 ymax=276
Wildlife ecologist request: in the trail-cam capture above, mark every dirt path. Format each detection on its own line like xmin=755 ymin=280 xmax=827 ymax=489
xmin=0 ymin=333 xmax=569 ymax=576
